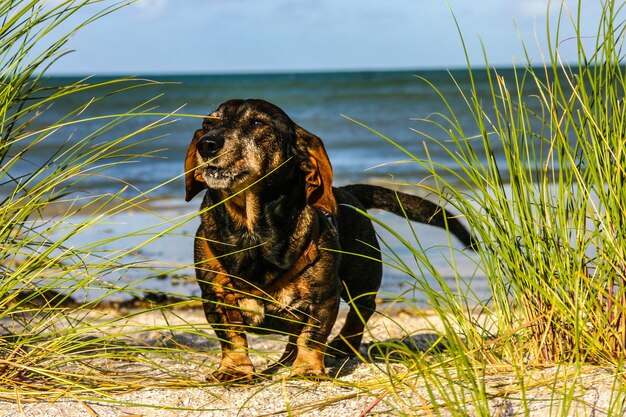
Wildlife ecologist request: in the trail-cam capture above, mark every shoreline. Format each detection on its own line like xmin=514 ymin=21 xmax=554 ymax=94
xmin=35 ymin=195 xmax=484 ymax=304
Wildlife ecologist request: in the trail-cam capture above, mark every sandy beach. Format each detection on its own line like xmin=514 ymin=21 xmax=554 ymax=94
xmin=0 ymin=303 xmax=620 ymax=417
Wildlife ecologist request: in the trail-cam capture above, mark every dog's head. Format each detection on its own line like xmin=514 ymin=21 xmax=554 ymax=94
xmin=185 ymin=99 xmax=336 ymax=215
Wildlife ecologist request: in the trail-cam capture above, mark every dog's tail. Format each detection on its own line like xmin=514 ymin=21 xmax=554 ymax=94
xmin=338 ymin=184 xmax=477 ymax=249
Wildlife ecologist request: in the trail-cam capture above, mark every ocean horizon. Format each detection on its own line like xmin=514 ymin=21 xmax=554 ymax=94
xmin=30 ymin=68 xmax=530 ymax=199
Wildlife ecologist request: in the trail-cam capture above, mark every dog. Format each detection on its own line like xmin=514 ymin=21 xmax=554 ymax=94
xmin=185 ymin=99 xmax=475 ymax=382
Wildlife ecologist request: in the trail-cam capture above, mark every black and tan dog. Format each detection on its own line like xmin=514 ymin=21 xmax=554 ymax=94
xmin=185 ymin=99 xmax=475 ymax=383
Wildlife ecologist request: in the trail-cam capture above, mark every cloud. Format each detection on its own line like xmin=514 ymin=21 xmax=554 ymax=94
xmin=129 ymin=0 xmax=168 ymax=21
xmin=515 ymin=0 xmax=552 ymax=17
xmin=512 ymin=0 xmax=586 ymax=19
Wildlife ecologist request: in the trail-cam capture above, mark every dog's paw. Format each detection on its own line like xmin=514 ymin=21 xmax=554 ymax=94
xmin=208 ymin=368 xmax=259 ymax=385
xmin=288 ymin=367 xmax=327 ymax=381
xmin=289 ymin=356 xmax=327 ymax=381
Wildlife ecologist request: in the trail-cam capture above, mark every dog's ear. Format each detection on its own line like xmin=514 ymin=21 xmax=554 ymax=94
xmin=185 ymin=129 xmax=207 ymax=202
xmin=296 ymin=126 xmax=337 ymax=216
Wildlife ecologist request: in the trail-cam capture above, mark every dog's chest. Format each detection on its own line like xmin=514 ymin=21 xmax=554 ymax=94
xmin=222 ymin=233 xmax=294 ymax=281
xmin=235 ymin=283 xmax=306 ymax=329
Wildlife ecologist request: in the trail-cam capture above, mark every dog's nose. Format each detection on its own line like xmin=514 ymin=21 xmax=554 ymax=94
xmin=197 ymin=133 xmax=224 ymax=158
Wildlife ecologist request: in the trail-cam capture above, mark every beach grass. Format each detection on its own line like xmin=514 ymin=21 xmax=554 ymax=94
xmin=2 ymin=0 xmax=626 ymax=416
xmin=0 ymin=0 xmax=212 ymax=400
xmin=354 ymin=0 xmax=626 ymax=414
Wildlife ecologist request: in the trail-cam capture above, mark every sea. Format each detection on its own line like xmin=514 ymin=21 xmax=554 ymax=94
xmin=16 ymin=69 xmax=516 ymax=303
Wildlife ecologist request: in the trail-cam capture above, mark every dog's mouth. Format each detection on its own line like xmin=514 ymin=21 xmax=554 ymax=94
xmin=201 ymin=165 xmax=250 ymax=189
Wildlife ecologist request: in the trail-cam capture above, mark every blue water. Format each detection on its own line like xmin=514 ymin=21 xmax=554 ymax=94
xmin=14 ymin=69 xmax=503 ymax=302
xmin=26 ymin=69 xmax=508 ymax=198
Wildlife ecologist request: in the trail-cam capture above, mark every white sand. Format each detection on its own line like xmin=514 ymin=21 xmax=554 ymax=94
xmin=1 ymin=305 xmax=621 ymax=416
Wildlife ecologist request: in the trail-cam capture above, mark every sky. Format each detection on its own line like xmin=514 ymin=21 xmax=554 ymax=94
xmin=47 ymin=0 xmax=605 ymax=75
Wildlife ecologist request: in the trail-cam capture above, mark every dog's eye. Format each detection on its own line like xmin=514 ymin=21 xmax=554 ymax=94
xmin=252 ymin=119 xmax=267 ymax=128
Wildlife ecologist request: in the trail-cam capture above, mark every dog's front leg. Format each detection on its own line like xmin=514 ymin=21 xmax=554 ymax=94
xmin=290 ymin=295 xmax=340 ymax=379
xmin=212 ymin=325 xmax=256 ymax=383
xmin=200 ymin=286 xmax=255 ymax=382
xmin=196 ymin=234 xmax=256 ymax=383
xmin=205 ymin=306 xmax=256 ymax=383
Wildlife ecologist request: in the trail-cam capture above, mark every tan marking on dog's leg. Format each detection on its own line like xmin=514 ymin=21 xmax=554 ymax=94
xmin=211 ymin=329 xmax=256 ymax=383
xmin=291 ymin=342 xmax=326 ymax=379
xmin=290 ymin=318 xmax=334 ymax=379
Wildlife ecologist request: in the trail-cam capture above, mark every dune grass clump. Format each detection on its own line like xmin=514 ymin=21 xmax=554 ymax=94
xmin=356 ymin=0 xmax=626 ymax=414
xmin=0 ymin=0 xmax=209 ymax=399
xmin=427 ymin=0 xmax=626 ymax=365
